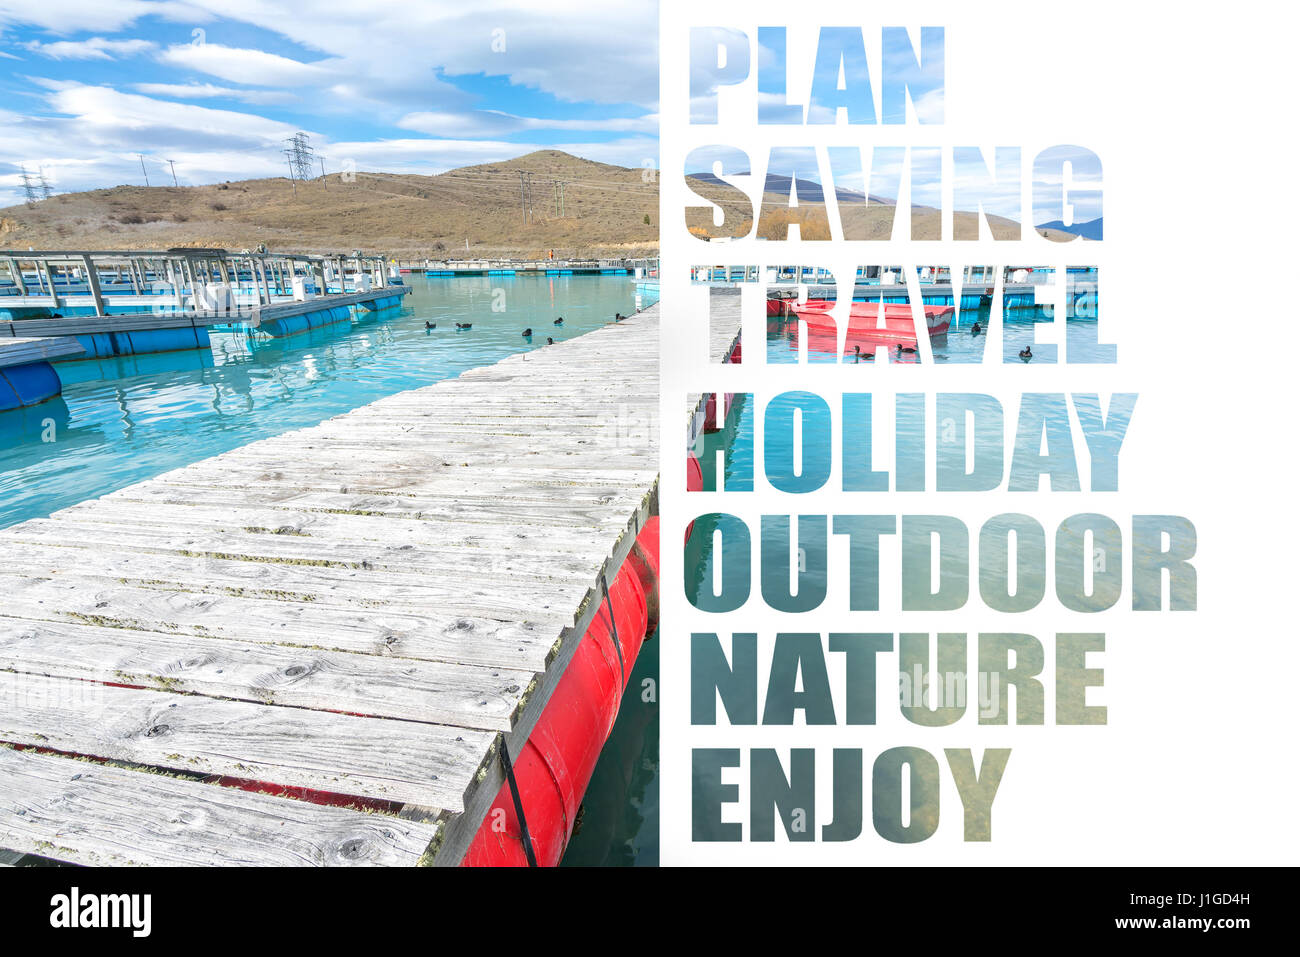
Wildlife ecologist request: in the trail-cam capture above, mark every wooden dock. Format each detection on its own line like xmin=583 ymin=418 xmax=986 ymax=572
xmin=0 ymin=305 xmax=662 ymax=867
xmin=0 ymin=336 xmax=84 ymax=368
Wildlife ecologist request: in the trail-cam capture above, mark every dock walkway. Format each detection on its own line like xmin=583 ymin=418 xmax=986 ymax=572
xmin=0 ymin=336 xmax=84 ymax=369
xmin=0 ymin=306 xmax=661 ymax=866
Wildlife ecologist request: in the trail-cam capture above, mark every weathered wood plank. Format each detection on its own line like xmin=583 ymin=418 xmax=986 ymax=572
xmin=0 ymin=574 xmax=571 ymax=672
xmin=6 ymin=520 xmax=608 ymax=584
xmin=49 ymin=500 xmax=629 ymax=550
xmin=95 ymin=483 xmax=635 ymax=528
xmin=0 ymin=672 xmax=489 ymax=810
xmin=146 ymin=464 xmax=651 ymax=499
xmin=0 ymin=543 xmax=579 ymax=632
xmin=0 ymin=616 xmax=534 ymax=730
xmin=0 ymin=747 xmax=439 ymax=867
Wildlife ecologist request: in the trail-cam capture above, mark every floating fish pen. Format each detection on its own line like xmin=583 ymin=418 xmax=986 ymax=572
xmin=0 ymin=249 xmax=411 ymax=405
xmin=408 ymin=258 xmax=643 ymax=278
xmin=1 ymin=249 xmax=399 ymax=322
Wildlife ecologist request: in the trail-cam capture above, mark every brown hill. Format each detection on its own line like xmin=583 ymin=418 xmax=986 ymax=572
xmin=0 ymin=149 xmax=1070 ymax=256
xmin=0 ymin=151 xmax=659 ymax=259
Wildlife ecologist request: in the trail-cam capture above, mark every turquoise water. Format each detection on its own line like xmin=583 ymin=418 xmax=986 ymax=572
xmin=561 ymin=628 xmax=660 ymax=866
xmin=769 ymin=303 xmax=1115 ymax=365
xmin=0 ymin=275 xmax=635 ymax=529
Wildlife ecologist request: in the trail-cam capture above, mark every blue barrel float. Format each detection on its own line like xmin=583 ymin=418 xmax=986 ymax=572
xmin=259 ymin=304 xmax=355 ymax=337
xmin=0 ymin=361 xmax=63 ymax=411
xmin=73 ymin=326 xmax=211 ymax=358
xmin=358 ymin=294 xmax=405 ymax=311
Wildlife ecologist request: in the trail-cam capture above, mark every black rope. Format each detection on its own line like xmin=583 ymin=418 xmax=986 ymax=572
xmin=600 ymin=573 xmax=626 ymax=689
xmin=499 ymin=738 xmax=538 ymax=867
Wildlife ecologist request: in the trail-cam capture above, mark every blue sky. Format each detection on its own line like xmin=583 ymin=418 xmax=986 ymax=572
xmin=0 ymin=0 xmax=659 ymax=204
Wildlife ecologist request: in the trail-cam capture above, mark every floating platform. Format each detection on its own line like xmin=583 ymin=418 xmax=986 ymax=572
xmin=0 ymin=305 xmax=676 ymax=867
xmin=2 ymin=249 xmax=397 ymax=322
xmin=1 ymin=286 xmax=412 ymax=354
xmin=412 ymin=260 xmax=637 ymax=278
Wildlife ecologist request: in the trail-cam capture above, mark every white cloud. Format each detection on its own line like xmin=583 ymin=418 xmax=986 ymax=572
xmin=133 ymin=81 xmax=296 ymax=105
xmin=396 ymin=109 xmax=657 ymax=138
xmin=0 ymin=0 xmax=210 ymax=33
xmin=25 ymin=37 xmax=156 ymax=60
xmin=157 ymin=42 xmax=334 ymax=87
xmin=159 ymin=0 xmax=657 ymax=108
xmin=44 ymin=83 xmax=299 ymax=142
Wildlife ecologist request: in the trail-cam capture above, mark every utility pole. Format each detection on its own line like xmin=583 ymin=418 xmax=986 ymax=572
xmin=319 ymin=156 xmax=327 ymax=189
xmin=138 ymin=154 xmax=150 ymax=186
xmin=286 ymin=155 xmax=297 ymax=196
xmin=518 ymin=170 xmax=528 ymax=224
xmin=557 ymin=181 xmax=566 ymax=217
xmin=168 ymin=160 xmax=178 ymax=187
xmin=38 ymin=168 xmax=53 ymax=200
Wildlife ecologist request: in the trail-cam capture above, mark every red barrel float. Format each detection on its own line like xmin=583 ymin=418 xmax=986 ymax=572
xmin=462 ymin=518 xmax=658 ymax=867
xmin=686 ymin=453 xmax=704 ymax=492
xmin=628 ymin=516 xmax=660 ymax=636
xmin=686 ymin=455 xmax=704 ymax=542
xmin=703 ymin=392 xmax=719 ymax=432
